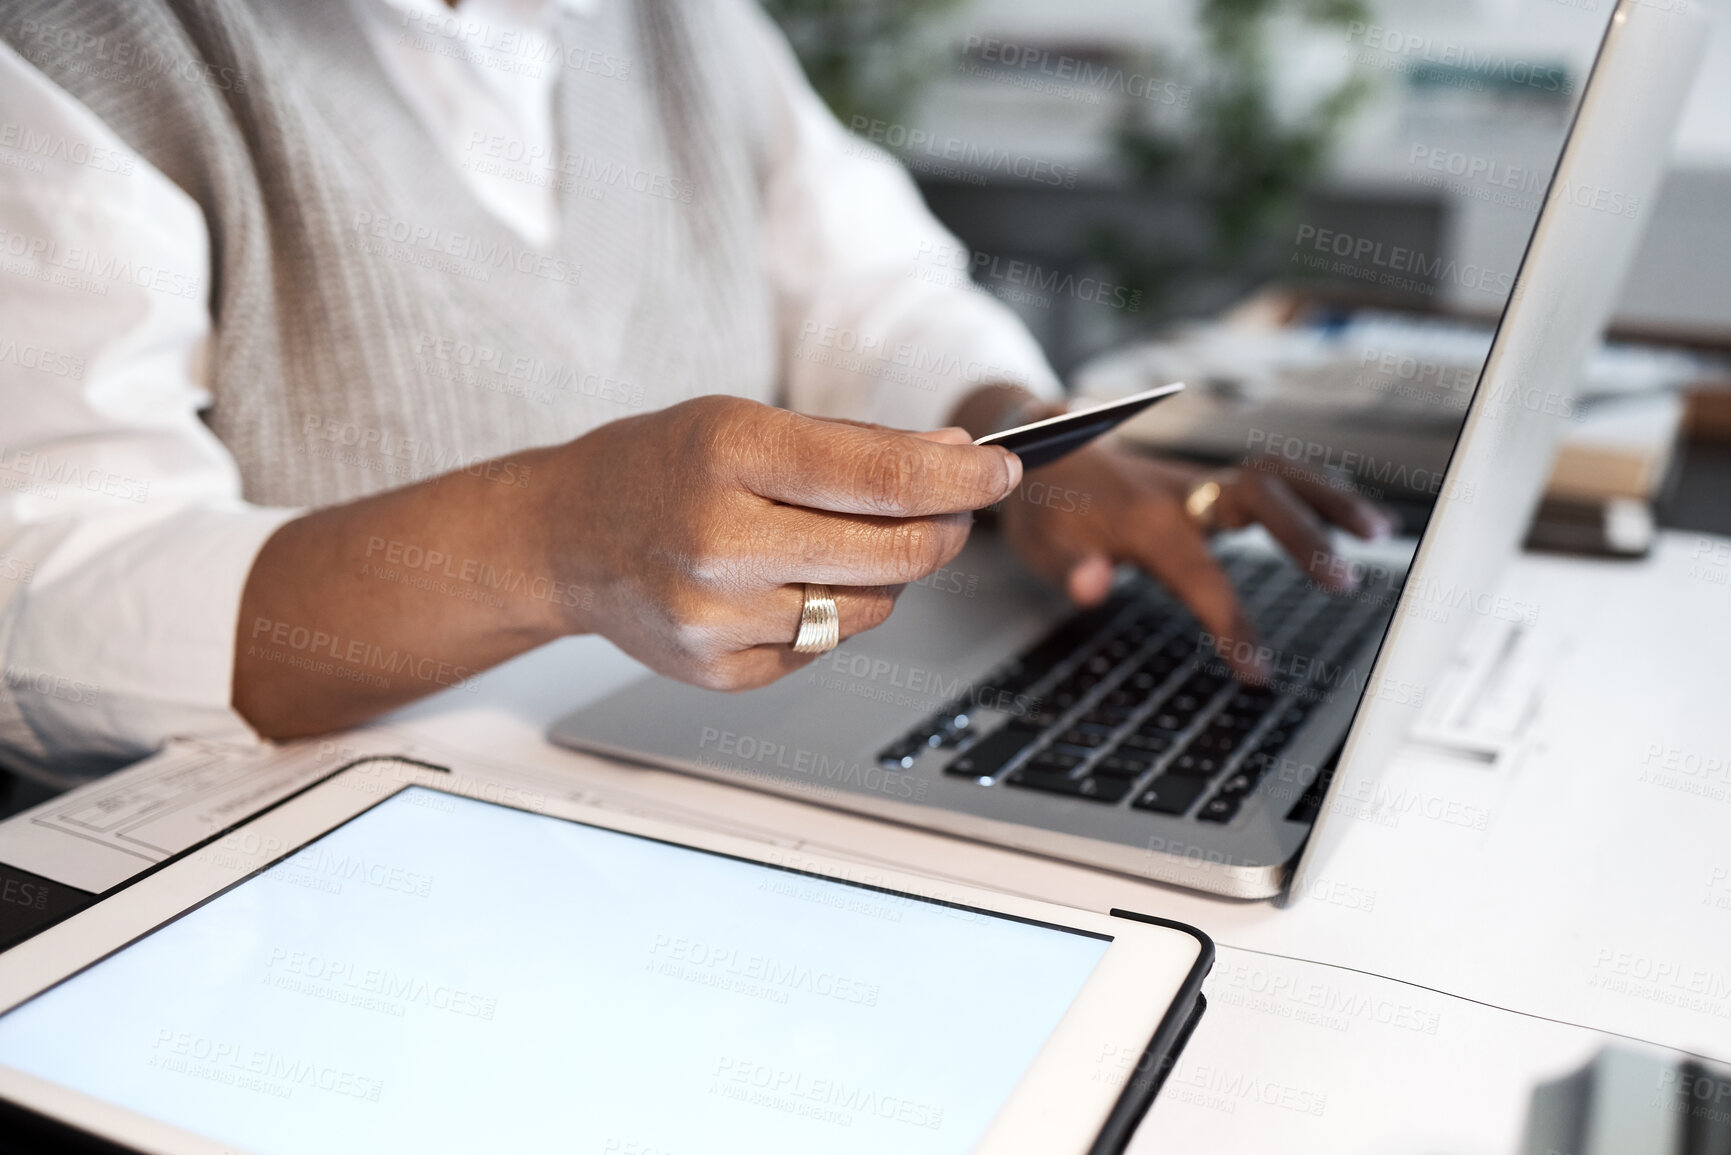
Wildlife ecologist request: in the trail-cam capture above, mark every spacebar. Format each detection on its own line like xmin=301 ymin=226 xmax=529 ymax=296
xmin=945 ymin=725 xmax=1041 ymax=779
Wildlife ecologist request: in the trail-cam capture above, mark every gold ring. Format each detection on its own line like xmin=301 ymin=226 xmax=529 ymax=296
xmin=1183 ymin=473 xmax=1230 ymax=532
xmin=791 ymin=583 xmax=840 ymax=654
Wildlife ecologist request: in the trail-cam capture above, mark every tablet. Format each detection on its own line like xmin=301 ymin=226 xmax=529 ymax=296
xmin=0 ymin=759 xmax=1210 ymax=1155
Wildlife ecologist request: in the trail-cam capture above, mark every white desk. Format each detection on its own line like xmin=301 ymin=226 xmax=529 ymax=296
xmin=4 ymin=530 xmax=1727 ymax=1152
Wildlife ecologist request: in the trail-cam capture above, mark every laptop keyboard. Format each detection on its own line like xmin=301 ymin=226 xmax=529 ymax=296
xmin=876 ymin=552 xmax=1400 ymax=824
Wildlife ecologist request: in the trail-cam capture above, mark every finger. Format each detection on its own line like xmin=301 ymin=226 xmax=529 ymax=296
xmin=744 ymin=583 xmax=904 ymax=648
xmin=1006 ymin=513 xmax=1113 ymax=606
xmin=811 ymin=419 xmax=973 ymax=447
xmin=1123 ymin=506 xmax=1267 ymax=681
xmin=749 ymin=506 xmax=974 ymax=587
xmin=702 ymin=645 xmax=819 ymax=693
xmin=737 ymin=410 xmax=1022 ymax=517
xmin=910 ymin=426 xmax=973 ymax=446
xmin=1227 ymin=472 xmax=1354 ymax=593
xmin=1065 ymin=554 xmax=1115 ymax=606
xmin=1247 ymin=458 xmax=1398 ymax=540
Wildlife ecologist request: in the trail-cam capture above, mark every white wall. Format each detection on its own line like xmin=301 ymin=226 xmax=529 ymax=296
xmin=946 ymin=0 xmax=1728 ymax=168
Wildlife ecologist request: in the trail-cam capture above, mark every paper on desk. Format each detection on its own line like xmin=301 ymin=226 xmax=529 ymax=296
xmin=0 ymin=722 xmax=815 ymax=898
xmin=0 ymin=736 xmax=409 ymax=893
xmin=1131 ymin=947 xmax=1628 ymax=1155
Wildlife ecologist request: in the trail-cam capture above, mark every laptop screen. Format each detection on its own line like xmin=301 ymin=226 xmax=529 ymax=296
xmin=0 ymin=787 xmax=1111 ymax=1154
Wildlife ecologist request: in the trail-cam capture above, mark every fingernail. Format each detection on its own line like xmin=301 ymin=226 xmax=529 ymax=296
xmin=999 ymin=447 xmax=1023 ymax=492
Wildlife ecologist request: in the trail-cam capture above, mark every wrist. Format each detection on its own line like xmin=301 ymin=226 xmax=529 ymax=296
xmin=510 ymin=443 xmax=598 ymax=640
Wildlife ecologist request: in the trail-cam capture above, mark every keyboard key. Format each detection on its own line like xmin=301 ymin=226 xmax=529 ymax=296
xmin=1047 ymin=678 xmax=1088 ymax=705
xmin=933 ymin=725 xmax=974 ymax=749
xmin=1167 ymin=753 xmax=1220 ymax=778
xmin=1230 ymin=687 xmax=1276 ymax=712
xmin=1126 ymin=668 xmax=1167 ymax=693
xmin=936 ymin=702 xmax=972 ymax=728
xmin=1100 ymin=636 xmax=1135 ymax=661
xmin=1075 ymin=775 xmax=1134 ymax=803
xmin=878 ymin=736 xmax=926 ymax=770
xmin=1217 ymin=768 xmax=1262 ymax=797
xmin=1192 ymin=731 xmax=1240 ymax=756
xmin=1117 ymin=731 xmax=1176 ymax=756
xmin=1026 ymin=703 xmax=1067 ymax=728
xmin=1197 ymin=795 xmax=1242 ymax=823
xmin=1118 ymin=621 xmax=1154 ymax=646
xmin=1054 ymin=728 xmax=1107 ymax=749
xmin=945 ymin=725 xmax=1039 ymax=779
xmin=1211 ymin=711 xmax=1259 ymax=734
xmin=1082 ymin=653 xmax=1116 ymax=676
xmin=1132 ymin=775 xmax=1207 ymax=815
xmin=1026 ymin=750 xmax=1085 ymax=774
xmin=1080 ymin=704 xmax=1134 ymax=728
xmin=1006 ymin=767 xmax=1088 ymax=796
xmin=1008 ymin=768 xmax=1130 ymax=803
xmin=1094 ymin=755 xmax=1151 ymax=780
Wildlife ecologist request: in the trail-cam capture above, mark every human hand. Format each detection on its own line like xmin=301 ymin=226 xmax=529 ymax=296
xmin=546 ymin=396 xmax=1023 ymax=690
xmin=999 ymin=436 xmax=1397 ymax=681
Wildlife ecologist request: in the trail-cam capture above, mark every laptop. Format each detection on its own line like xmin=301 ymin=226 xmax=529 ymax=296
xmin=552 ymin=0 xmax=1706 ymax=899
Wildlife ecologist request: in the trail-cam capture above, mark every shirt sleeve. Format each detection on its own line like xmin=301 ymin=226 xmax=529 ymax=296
xmin=735 ymin=2 xmax=1065 ymax=432
xmin=0 ymin=40 xmax=296 ymax=782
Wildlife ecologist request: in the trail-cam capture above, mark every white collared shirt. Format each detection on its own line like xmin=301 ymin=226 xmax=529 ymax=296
xmin=0 ymin=0 xmax=1060 ymax=778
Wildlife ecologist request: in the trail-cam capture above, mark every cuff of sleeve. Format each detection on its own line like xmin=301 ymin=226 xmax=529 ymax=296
xmin=3 ymin=505 xmax=298 ymax=774
xmin=876 ymin=290 xmax=1066 ymax=433
xmin=792 ymin=286 xmax=1065 ymax=433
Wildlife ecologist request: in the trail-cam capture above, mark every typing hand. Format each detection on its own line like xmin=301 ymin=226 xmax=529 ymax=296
xmin=998 ymin=438 xmax=1397 ymax=682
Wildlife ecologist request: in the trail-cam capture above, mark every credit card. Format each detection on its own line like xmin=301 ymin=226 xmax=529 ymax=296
xmin=974 ymin=383 xmax=1185 ymax=470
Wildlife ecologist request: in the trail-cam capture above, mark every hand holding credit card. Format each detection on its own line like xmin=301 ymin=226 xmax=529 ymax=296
xmin=973 ymin=383 xmax=1185 ymax=469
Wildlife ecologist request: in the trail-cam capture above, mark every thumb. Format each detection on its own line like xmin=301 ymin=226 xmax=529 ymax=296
xmin=909 ymin=426 xmax=974 ymax=446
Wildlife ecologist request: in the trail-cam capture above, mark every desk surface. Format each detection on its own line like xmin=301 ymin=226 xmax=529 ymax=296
xmin=3 ymin=527 xmax=1728 ymax=1152
xmin=357 ymin=529 xmax=1729 ymax=1152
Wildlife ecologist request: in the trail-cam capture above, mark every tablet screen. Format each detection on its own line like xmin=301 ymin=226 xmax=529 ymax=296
xmin=0 ymin=787 xmax=1111 ymax=1154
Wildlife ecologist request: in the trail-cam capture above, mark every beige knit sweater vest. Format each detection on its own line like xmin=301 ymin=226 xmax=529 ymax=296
xmin=4 ymin=0 xmax=781 ymax=507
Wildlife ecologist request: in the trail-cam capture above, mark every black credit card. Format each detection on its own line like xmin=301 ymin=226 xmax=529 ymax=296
xmin=974 ymin=383 xmax=1185 ymax=470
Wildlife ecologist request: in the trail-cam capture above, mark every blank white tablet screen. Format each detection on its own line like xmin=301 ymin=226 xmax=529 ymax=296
xmin=0 ymin=787 xmax=1112 ymax=1154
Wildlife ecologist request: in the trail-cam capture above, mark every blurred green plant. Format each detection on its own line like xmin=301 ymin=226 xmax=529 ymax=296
xmin=760 ymin=0 xmax=1370 ymax=322
xmin=1106 ymin=0 xmax=1371 ymax=306
xmin=760 ymin=0 xmax=965 ymax=127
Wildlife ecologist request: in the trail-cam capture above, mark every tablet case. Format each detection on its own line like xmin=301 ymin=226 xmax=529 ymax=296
xmin=1090 ymin=911 xmax=1214 ymax=1155
xmin=0 ymin=759 xmax=1216 ymax=1155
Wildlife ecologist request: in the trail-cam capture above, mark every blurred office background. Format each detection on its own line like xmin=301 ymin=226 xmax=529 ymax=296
xmin=768 ymin=0 xmax=1731 ymax=547
xmin=769 ymin=0 xmax=1730 ymax=370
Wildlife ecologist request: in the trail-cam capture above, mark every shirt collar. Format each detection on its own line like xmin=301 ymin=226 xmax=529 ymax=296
xmin=370 ymin=0 xmax=598 ymax=27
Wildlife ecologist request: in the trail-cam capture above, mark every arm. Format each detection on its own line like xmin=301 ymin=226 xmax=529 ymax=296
xmin=728 ymin=8 xmax=1397 ymax=677
xmin=738 ymin=1 xmax=1065 ymax=433
xmin=235 ymin=403 xmax=1023 ymax=738
xmin=0 ymin=40 xmax=292 ymax=779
